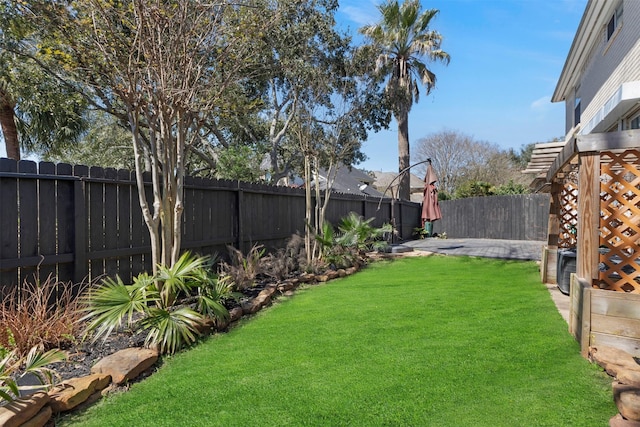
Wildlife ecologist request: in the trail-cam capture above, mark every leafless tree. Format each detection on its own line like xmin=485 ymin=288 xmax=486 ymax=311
xmin=413 ymin=129 xmax=527 ymax=196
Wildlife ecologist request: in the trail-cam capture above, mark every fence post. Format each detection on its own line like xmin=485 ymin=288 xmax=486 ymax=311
xmin=73 ymin=166 xmax=89 ymax=283
xmin=577 ymin=152 xmax=600 ymax=286
xmin=236 ymin=181 xmax=244 ymax=253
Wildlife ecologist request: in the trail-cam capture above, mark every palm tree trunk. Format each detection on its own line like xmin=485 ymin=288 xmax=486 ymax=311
xmin=0 ymin=94 xmax=20 ymax=160
xmin=397 ymin=110 xmax=410 ymax=201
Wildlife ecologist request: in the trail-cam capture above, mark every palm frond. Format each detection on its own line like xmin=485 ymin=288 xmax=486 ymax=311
xmin=81 ymin=276 xmax=156 ymax=342
xmin=141 ymin=307 xmax=203 ymax=355
xmin=156 ymin=252 xmax=209 ymax=306
xmin=1 ymin=346 xmax=66 ymax=403
xmin=196 ymin=275 xmax=234 ymax=321
xmin=22 ymin=346 xmax=67 ymax=372
xmin=21 ymin=346 xmax=66 ymax=386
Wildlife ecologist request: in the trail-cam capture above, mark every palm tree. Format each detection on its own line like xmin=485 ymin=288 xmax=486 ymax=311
xmin=360 ymin=0 xmax=449 ymax=201
xmin=0 ymin=6 xmax=86 ymax=161
xmin=0 ymin=85 xmax=19 ymax=160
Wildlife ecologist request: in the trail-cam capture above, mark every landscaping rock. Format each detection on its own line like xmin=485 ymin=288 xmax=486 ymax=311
xmin=196 ymin=318 xmax=216 ymax=334
xmin=345 ymin=266 xmax=358 ymax=275
xmin=277 ymin=281 xmax=296 ymax=292
xmin=241 ymin=298 xmax=261 ymax=315
xmin=214 ymin=317 xmax=229 ymax=332
xmin=253 ymin=293 xmax=271 ymax=307
xmin=337 ymin=269 xmax=346 ymax=277
xmin=229 ymin=306 xmax=243 ymax=322
xmin=49 ymin=373 xmax=111 ymax=413
xmin=614 ymin=381 xmax=640 ymax=421
xmin=239 ymin=286 xmax=277 ymax=314
xmin=610 ymin=413 xmax=640 ymax=426
xmin=619 ymin=369 xmax=640 ymax=388
xmin=298 ymin=273 xmax=316 ymax=283
xmin=258 ymin=285 xmax=277 ymax=299
xmin=316 ymin=274 xmax=329 ymax=282
xmin=591 ymin=346 xmax=640 ymax=377
xmin=91 ymin=347 xmax=159 ymax=385
xmin=72 ymin=389 xmax=105 ymax=413
xmin=20 ymin=405 xmax=52 ymax=427
xmin=0 ymin=392 xmax=50 ymax=427
xmin=326 ymin=270 xmax=339 ymax=280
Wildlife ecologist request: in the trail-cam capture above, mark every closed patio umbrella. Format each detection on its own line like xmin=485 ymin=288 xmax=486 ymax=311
xmin=421 ymin=161 xmax=441 ymax=237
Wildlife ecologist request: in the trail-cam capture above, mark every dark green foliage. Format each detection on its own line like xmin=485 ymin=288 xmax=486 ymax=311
xmin=454 ymin=180 xmax=494 ymax=198
xmin=43 ymin=111 xmax=135 ymax=169
xmin=494 ymin=180 xmax=529 ymax=195
xmin=214 ymin=144 xmax=266 ymax=182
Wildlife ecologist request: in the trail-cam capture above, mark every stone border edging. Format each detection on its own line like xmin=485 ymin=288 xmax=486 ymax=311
xmin=589 ymin=345 xmax=640 ymax=426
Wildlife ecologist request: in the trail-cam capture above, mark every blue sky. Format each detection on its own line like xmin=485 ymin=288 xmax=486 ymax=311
xmin=336 ymin=0 xmax=586 ymax=172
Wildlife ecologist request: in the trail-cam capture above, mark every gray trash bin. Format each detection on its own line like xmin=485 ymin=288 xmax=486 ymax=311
xmin=557 ymin=249 xmax=577 ymax=295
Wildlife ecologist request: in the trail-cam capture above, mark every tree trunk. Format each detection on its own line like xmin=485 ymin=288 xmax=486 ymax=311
xmin=396 ymin=110 xmax=410 ymax=201
xmin=0 ymin=94 xmax=20 ymax=160
xmin=304 ymin=155 xmax=312 ymax=266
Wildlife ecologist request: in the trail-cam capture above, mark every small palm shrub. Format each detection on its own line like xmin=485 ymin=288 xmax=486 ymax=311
xmin=220 ymin=244 xmax=265 ymax=291
xmin=82 ymin=252 xmax=234 ymax=355
xmin=1 ymin=345 xmax=66 ymax=403
xmin=315 ymin=222 xmax=357 ymax=269
xmin=0 ymin=276 xmax=84 ymax=357
xmin=337 ymin=212 xmax=392 ymax=253
xmin=316 ymin=213 xmax=392 ymax=268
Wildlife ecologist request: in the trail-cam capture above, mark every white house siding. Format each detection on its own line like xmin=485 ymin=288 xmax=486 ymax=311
xmin=567 ymin=0 xmax=640 ymax=134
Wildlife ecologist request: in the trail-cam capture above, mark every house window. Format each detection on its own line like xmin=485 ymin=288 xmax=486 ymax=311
xmin=573 ymin=84 xmax=581 ymax=127
xmin=607 ymin=4 xmax=623 ymax=41
xmin=630 ymin=115 xmax=640 ymax=130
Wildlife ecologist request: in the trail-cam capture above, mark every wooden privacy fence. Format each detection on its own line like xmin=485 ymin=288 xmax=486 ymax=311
xmin=434 ymin=194 xmax=550 ymax=241
xmin=0 ymin=159 xmax=420 ymax=292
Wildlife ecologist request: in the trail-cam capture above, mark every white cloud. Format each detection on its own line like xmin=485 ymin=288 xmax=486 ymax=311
xmin=339 ymin=2 xmax=379 ymax=27
xmin=531 ymin=95 xmax=552 ymax=111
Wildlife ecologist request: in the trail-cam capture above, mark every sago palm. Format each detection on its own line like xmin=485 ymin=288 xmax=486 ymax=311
xmin=360 ymin=0 xmax=449 ymax=201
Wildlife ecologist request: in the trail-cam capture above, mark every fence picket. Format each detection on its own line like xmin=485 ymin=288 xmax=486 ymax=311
xmin=0 ymin=158 xmax=18 ymax=292
xmin=56 ymin=163 xmax=74 ymax=284
xmin=38 ymin=162 xmax=57 ymax=282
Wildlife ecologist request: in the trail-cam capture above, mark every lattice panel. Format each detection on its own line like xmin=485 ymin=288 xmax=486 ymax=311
xmin=559 ymin=181 xmax=578 ymax=249
xmin=599 ymin=150 xmax=640 ymax=293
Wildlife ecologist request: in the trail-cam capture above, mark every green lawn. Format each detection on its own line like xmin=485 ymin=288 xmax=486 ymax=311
xmin=60 ymin=256 xmax=615 ymax=426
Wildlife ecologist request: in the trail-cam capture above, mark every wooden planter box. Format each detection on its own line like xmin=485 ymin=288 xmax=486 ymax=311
xmin=570 ymin=274 xmax=640 ymax=357
xmin=541 ymin=246 xmax=558 ymax=284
